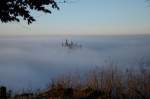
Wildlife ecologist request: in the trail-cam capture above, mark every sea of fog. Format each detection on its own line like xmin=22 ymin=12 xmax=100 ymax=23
xmin=0 ymin=35 xmax=150 ymax=91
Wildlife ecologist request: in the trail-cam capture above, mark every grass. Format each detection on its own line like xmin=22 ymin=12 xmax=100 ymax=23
xmin=2 ymin=62 xmax=150 ymax=99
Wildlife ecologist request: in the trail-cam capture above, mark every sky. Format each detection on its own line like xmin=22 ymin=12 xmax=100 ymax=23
xmin=0 ymin=0 xmax=150 ymax=36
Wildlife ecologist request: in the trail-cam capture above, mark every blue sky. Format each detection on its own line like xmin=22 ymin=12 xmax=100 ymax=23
xmin=0 ymin=0 xmax=150 ymax=36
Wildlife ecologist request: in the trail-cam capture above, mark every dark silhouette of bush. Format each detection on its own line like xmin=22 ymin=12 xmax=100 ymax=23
xmin=63 ymin=88 xmax=74 ymax=97
xmin=0 ymin=86 xmax=7 ymax=99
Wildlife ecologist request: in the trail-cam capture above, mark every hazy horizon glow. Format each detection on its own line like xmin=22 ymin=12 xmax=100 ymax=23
xmin=0 ymin=0 xmax=150 ymax=36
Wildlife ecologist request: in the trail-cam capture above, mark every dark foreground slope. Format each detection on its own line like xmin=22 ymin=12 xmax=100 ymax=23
xmin=1 ymin=64 xmax=150 ymax=99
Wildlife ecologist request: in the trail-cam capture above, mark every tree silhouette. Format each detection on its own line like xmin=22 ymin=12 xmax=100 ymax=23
xmin=0 ymin=0 xmax=59 ymax=24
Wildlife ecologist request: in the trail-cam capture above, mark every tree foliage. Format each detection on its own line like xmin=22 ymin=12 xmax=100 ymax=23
xmin=0 ymin=0 xmax=59 ymax=24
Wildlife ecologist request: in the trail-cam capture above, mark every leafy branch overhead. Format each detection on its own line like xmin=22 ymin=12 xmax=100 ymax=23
xmin=0 ymin=0 xmax=59 ymax=24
